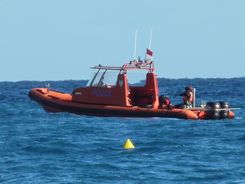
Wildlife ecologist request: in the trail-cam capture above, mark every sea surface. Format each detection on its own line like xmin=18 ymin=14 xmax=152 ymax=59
xmin=0 ymin=78 xmax=245 ymax=184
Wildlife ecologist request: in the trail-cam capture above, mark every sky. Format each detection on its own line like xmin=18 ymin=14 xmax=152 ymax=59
xmin=0 ymin=0 xmax=244 ymax=81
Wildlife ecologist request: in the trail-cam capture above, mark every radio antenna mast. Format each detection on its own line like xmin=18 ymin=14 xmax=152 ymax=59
xmin=134 ymin=30 xmax=138 ymax=61
xmin=149 ymin=28 xmax=153 ymax=49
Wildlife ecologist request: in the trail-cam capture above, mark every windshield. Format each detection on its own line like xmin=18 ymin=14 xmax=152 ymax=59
xmin=87 ymin=69 xmax=147 ymax=87
xmin=87 ymin=70 xmax=118 ymax=87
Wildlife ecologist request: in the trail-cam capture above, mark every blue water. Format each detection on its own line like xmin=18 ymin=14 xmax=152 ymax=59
xmin=0 ymin=78 xmax=245 ymax=184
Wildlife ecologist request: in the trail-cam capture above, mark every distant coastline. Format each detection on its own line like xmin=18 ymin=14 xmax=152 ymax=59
xmin=0 ymin=77 xmax=244 ymax=83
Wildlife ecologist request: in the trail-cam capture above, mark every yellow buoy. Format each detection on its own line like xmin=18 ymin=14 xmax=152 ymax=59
xmin=123 ymin=139 xmax=135 ymax=149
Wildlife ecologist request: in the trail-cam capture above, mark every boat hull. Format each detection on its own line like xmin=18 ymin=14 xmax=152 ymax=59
xmin=28 ymin=88 xmax=199 ymax=120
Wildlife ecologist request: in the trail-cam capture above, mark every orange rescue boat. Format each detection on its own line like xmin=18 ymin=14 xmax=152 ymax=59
xmin=29 ymin=51 xmax=234 ymax=120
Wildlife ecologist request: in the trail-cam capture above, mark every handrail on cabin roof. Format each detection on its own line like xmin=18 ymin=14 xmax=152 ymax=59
xmin=91 ymin=60 xmax=154 ymax=72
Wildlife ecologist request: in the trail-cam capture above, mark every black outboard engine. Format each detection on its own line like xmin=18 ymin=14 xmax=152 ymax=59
xmin=219 ymin=101 xmax=229 ymax=119
xmin=205 ymin=102 xmax=220 ymax=119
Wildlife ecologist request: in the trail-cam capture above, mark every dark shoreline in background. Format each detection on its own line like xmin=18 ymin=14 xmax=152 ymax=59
xmin=0 ymin=77 xmax=244 ymax=83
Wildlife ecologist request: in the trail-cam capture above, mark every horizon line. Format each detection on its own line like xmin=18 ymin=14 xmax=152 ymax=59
xmin=1 ymin=76 xmax=244 ymax=83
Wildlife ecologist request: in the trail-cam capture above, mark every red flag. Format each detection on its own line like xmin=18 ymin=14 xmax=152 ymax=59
xmin=146 ymin=48 xmax=153 ymax=57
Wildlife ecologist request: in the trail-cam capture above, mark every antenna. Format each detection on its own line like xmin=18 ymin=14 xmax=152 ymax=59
xmin=134 ymin=30 xmax=138 ymax=60
xmin=148 ymin=28 xmax=153 ymax=49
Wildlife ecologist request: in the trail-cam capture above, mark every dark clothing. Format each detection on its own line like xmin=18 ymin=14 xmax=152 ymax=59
xmin=159 ymin=96 xmax=172 ymax=109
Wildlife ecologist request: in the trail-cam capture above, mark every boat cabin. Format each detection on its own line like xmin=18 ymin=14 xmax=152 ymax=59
xmin=72 ymin=60 xmax=159 ymax=109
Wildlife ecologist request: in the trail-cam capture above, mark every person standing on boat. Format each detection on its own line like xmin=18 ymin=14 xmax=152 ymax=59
xmin=180 ymin=86 xmax=194 ymax=108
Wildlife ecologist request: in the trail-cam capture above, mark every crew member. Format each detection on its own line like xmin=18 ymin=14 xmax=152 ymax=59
xmin=159 ymin=95 xmax=172 ymax=109
xmin=180 ymin=86 xmax=194 ymax=108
